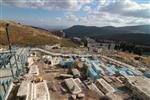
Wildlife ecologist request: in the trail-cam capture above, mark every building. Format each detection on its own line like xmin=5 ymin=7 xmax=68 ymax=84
xmin=125 ymin=76 xmax=150 ymax=100
xmin=86 ymin=37 xmax=115 ymax=51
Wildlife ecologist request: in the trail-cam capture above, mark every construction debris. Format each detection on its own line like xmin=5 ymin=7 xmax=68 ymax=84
xmin=59 ymin=74 xmax=73 ymax=79
xmin=95 ymin=78 xmax=115 ymax=94
xmin=2 ymin=47 xmax=150 ymax=100
xmin=71 ymin=68 xmax=81 ymax=78
xmin=17 ymin=81 xmax=30 ymax=99
xmin=71 ymin=95 xmax=77 ymax=100
xmin=28 ymin=65 xmax=39 ymax=76
xmin=77 ymin=93 xmax=85 ymax=98
xmin=64 ymin=78 xmax=82 ymax=94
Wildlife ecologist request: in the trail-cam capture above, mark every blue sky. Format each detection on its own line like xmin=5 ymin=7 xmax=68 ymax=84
xmin=1 ymin=0 xmax=150 ymax=27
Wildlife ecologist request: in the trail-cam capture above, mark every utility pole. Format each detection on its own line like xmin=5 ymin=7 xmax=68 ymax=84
xmin=6 ymin=23 xmax=15 ymax=78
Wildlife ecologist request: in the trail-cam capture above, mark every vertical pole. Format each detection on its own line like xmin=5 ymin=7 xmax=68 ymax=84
xmin=6 ymin=23 xmax=11 ymax=53
xmin=6 ymin=23 xmax=15 ymax=78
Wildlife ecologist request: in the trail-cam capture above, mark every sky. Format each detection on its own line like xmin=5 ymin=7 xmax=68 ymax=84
xmin=0 ymin=0 xmax=150 ymax=28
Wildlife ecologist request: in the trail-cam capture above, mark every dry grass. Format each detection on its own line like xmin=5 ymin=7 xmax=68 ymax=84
xmin=114 ymin=51 xmax=150 ymax=68
xmin=0 ymin=20 xmax=76 ymax=47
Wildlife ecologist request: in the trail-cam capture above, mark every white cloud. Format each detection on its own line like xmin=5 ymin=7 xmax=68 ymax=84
xmin=79 ymin=16 xmax=88 ymax=22
xmin=99 ymin=0 xmax=109 ymax=6
xmin=56 ymin=17 xmax=62 ymax=21
xmin=77 ymin=0 xmax=150 ymax=26
xmin=99 ymin=0 xmax=150 ymax=18
xmin=65 ymin=14 xmax=79 ymax=21
xmin=2 ymin=0 xmax=93 ymax=11
xmin=82 ymin=6 xmax=92 ymax=12
xmin=2 ymin=0 xmax=150 ymax=26
xmin=77 ymin=10 xmax=149 ymax=26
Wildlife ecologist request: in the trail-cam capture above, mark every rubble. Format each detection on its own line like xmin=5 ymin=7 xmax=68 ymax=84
xmin=1 ymin=47 xmax=150 ymax=100
xmin=77 ymin=93 xmax=85 ymax=98
xmin=64 ymin=78 xmax=82 ymax=94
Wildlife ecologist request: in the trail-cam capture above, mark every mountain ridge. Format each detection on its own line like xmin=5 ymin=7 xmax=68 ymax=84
xmin=63 ymin=25 xmax=150 ymax=37
xmin=63 ymin=25 xmax=150 ymax=46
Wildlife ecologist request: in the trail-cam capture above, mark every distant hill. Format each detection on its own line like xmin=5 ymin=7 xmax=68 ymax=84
xmin=118 ymin=25 xmax=150 ymax=33
xmin=63 ymin=25 xmax=150 ymax=46
xmin=0 ymin=20 xmax=76 ymax=47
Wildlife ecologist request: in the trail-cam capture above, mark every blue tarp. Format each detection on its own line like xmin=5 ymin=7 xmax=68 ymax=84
xmin=60 ymin=60 xmax=74 ymax=68
xmin=106 ymin=64 xmax=136 ymax=76
xmin=86 ymin=59 xmax=102 ymax=74
xmin=118 ymin=67 xmax=135 ymax=76
xmin=126 ymin=70 xmax=135 ymax=76
xmin=106 ymin=64 xmax=118 ymax=76
xmin=91 ymin=61 xmax=101 ymax=74
xmin=86 ymin=67 xmax=99 ymax=81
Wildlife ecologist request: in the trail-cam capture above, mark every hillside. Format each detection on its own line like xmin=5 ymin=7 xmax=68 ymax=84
xmin=63 ymin=25 xmax=150 ymax=46
xmin=0 ymin=20 xmax=76 ymax=47
xmin=119 ymin=25 xmax=150 ymax=33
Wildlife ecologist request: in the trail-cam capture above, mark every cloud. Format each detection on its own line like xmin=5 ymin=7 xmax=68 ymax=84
xmin=56 ymin=17 xmax=62 ymax=21
xmin=78 ymin=10 xmax=149 ymax=26
xmin=99 ymin=0 xmax=150 ymax=18
xmin=2 ymin=0 xmax=93 ymax=11
xmin=82 ymin=6 xmax=92 ymax=12
xmin=55 ymin=13 xmax=79 ymax=22
xmin=1 ymin=0 xmax=150 ymax=26
xmin=77 ymin=0 xmax=150 ymax=26
xmin=65 ymin=14 xmax=79 ymax=21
